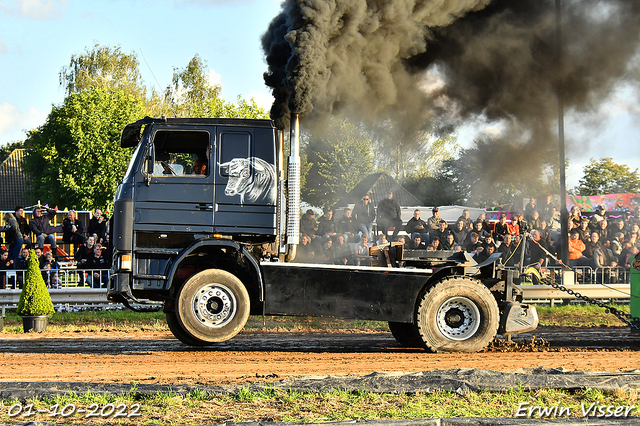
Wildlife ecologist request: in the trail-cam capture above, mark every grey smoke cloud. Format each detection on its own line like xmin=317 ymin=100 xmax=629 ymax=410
xmin=262 ymin=0 xmax=640 ymax=172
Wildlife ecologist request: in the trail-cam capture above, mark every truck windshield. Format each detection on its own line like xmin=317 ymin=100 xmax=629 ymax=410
xmin=122 ymin=143 xmax=142 ymax=183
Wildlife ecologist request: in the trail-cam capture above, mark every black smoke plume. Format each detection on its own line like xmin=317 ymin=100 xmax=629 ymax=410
xmin=262 ymin=0 xmax=640 ymax=186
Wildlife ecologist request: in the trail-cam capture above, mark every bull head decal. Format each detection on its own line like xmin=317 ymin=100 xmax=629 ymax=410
xmin=219 ymin=157 xmax=277 ymax=205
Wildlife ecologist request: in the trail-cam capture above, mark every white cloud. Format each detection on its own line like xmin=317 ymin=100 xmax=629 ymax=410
xmin=208 ymin=69 xmax=223 ymax=88
xmin=0 ymin=102 xmax=46 ymax=143
xmin=0 ymin=0 xmax=67 ymax=20
xmin=246 ymin=90 xmax=273 ymax=111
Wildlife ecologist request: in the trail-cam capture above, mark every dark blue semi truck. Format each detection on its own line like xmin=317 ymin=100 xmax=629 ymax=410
xmin=107 ymin=115 xmax=538 ymax=352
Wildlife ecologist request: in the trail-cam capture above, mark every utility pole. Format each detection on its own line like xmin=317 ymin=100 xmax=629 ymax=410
xmin=556 ymin=0 xmax=569 ymax=266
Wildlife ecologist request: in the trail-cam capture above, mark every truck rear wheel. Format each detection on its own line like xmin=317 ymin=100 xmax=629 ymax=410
xmin=388 ymin=322 xmax=422 ymax=347
xmin=166 ymin=311 xmax=211 ymax=346
xmin=175 ymin=269 xmax=250 ymax=344
xmin=416 ymin=276 xmax=498 ymax=353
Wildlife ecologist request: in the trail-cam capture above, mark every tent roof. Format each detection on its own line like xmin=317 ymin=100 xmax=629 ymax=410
xmin=0 ymin=149 xmax=30 ymax=211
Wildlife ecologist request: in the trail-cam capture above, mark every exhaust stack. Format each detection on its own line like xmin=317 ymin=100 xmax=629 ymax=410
xmin=284 ymin=114 xmax=301 ymax=261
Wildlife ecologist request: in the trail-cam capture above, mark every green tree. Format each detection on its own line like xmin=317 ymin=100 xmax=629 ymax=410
xmin=59 ymin=43 xmax=145 ymax=97
xmin=23 ymin=88 xmax=145 ymax=211
xmin=576 ymin=157 xmax=640 ymax=195
xmin=301 ymin=118 xmax=374 ymax=208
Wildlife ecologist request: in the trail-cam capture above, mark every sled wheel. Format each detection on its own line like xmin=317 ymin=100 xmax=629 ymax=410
xmin=175 ymin=269 xmax=250 ymax=344
xmin=416 ymin=276 xmax=499 ymax=353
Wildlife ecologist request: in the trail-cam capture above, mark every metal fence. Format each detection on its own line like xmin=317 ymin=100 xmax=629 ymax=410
xmin=1 ymin=268 xmax=110 ymax=290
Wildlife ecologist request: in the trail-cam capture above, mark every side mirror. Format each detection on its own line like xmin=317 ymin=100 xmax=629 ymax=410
xmin=144 ymin=144 xmax=155 ymax=186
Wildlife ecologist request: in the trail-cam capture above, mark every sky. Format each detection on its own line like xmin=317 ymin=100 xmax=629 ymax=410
xmin=1 ymin=0 xmax=639 ymax=191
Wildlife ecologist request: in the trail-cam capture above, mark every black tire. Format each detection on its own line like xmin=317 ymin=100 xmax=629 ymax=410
xmin=166 ymin=311 xmax=211 ymax=346
xmin=416 ymin=276 xmax=499 ymax=353
xmin=175 ymin=269 xmax=250 ymax=344
xmin=388 ymin=321 xmax=422 ymax=347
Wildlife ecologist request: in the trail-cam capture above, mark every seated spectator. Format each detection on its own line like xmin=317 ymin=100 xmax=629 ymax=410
xmin=376 ymin=234 xmax=388 ymax=246
xmin=621 ymin=245 xmax=640 ymax=269
xmin=608 ymin=218 xmax=628 ymax=242
xmin=429 ymin=220 xmax=449 ymax=245
xmin=527 ymin=230 xmax=549 ymax=269
xmin=471 ymin=220 xmax=490 ymax=243
xmin=29 ymin=206 xmax=58 ymax=251
xmin=353 ymin=194 xmax=376 ymax=240
xmin=34 ymin=247 xmax=45 ymax=268
xmin=457 ymin=209 xmax=473 ymax=229
xmin=569 ymin=205 xmax=582 ymax=228
xmin=14 ymin=206 xmax=32 ymax=249
xmin=376 ymin=191 xmax=402 ymax=240
xmin=427 ymin=207 xmax=445 ymax=230
xmin=296 ymin=234 xmax=316 ymax=263
xmin=568 ymin=230 xmax=589 ymax=267
xmin=87 ymin=208 xmax=108 ymax=244
xmin=451 ymin=219 xmax=469 ymax=246
xmin=405 ymin=209 xmax=430 ymax=243
xmin=87 ymin=244 xmax=109 ymax=288
xmin=583 ymin=232 xmax=601 ymax=260
xmin=40 ymin=262 xmax=61 ymax=289
xmin=576 ymin=218 xmax=591 ymax=245
xmin=541 ymin=194 xmax=554 ymax=221
xmin=13 ymin=248 xmax=30 ymax=288
xmin=507 ymin=213 xmax=522 ymax=236
xmin=494 ymin=214 xmax=509 ymax=242
xmin=589 ymin=205 xmax=607 ymax=231
xmin=431 ymin=238 xmax=442 ymax=251
xmin=474 ymin=243 xmax=496 ymax=263
xmin=319 ymin=237 xmax=334 ymax=264
xmin=549 ymin=206 xmax=562 ymax=232
xmin=476 ymin=213 xmax=492 ymax=233
xmin=62 ymin=210 xmax=85 ymax=245
xmin=353 ymin=234 xmax=372 ymax=266
xmin=498 ymin=233 xmax=517 ymax=266
xmin=441 ymin=232 xmax=456 ymax=250
xmin=337 ymin=208 xmax=359 ymax=243
xmin=528 ymin=210 xmax=541 ymax=231
xmin=594 ymin=218 xmax=608 ymax=242
xmin=412 ymin=235 xmax=427 ymax=249
xmin=332 ymin=235 xmax=352 ymax=265
xmin=0 ymin=249 xmax=14 ymax=289
xmin=75 ymin=235 xmax=96 ymax=270
xmin=465 ymin=232 xmax=483 ymax=253
xmin=300 ymin=210 xmax=319 ymax=239
xmin=592 ymin=239 xmax=618 ymax=283
xmin=317 ymin=208 xmax=337 ymax=238
xmin=610 ymin=232 xmax=625 ymax=257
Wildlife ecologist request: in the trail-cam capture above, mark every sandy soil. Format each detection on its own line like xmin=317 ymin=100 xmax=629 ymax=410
xmin=0 ymin=326 xmax=638 ymax=385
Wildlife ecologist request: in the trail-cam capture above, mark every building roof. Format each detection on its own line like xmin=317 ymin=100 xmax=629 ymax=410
xmin=0 ymin=149 xmax=30 ymax=211
xmin=333 ymin=172 xmax=422 ymax=208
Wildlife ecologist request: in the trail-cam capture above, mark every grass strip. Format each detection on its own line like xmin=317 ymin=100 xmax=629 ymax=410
xmin=0 ymin=386 xmax=637 ymax=425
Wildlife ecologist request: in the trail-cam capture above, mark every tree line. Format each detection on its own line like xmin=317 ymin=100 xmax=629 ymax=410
xmin=5 ymin=44 xmax=640 ymax=212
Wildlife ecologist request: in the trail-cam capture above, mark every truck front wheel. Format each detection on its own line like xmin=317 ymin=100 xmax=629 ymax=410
xmin=416 ymin=276 xmax=498 ymax=353
xmin=175 ymin=269 xmax=250 ymax=344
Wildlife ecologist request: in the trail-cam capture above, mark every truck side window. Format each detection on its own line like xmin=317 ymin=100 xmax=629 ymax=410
xmin=150 ymin=130 xmax=210 ymax=177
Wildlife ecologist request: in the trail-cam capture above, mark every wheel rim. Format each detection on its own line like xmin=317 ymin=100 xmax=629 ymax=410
xmin=191 ymin=283 xmax=237 ymax=328
xmin=436 ymin=296 xmax=480 ymax=341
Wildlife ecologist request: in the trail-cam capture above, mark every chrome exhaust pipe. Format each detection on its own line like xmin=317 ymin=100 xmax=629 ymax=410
xmin=285 ymin=114 xmax=301 ymax=261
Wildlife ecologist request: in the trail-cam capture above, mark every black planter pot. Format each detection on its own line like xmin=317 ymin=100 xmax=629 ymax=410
xmin=0 ymin=316 xmax=4 ymax=332
xmin=21 ymin=315 xmax=48 ymax=333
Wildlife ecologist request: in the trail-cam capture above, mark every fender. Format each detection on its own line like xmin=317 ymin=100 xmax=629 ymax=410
xmin=163 ymin=239 xmax=264 ymax=302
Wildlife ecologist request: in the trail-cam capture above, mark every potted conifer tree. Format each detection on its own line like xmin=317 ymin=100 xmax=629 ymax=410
xmin=17 ymin=250 xmax=55 ymax=332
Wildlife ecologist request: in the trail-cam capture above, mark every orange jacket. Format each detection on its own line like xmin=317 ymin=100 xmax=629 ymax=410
xmin=568 ymin=237 xmax=586 ymax=260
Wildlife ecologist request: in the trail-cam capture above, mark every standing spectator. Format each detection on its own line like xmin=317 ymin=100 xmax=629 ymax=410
xmin=610 ymin=232 xmax=625 ymax=257
xmin=87 ymin=208 xmax=108 ymax=244
xmin=457 ymin=209 xmax=473 ymax=229
xmin=494 ymin=214 xmax=509 ymax=242
xmin=451 ymin=219 xmax=469 ymax=246
xmin=62 ymin=210 xmax=85 ymax=246
xmin=75 ymin=235 xmax=96 ymax=268
xmin=14 ymin=206 xmax=32 ymax=249
xmin=524 ymin=198 xmax=537 ymax=222
xmin=337 ymin=208 xmax=358 ymax=243
xmin=353 ymin=194 xmax=376 ymax=240
xmin=353 ymin=234 xmax=372 ymax=266
xmin=540 ymin=195 xmax=554 ymax=221
xmin=498 ymin=234 xmax=516 ymax=266
xmin=317 ymin=208 xmax=337 ymax=238
xmin=376 ymin=191 xmax=402 ymax=240
xmin=3 ymin=212 xmax=23 ymax=262
xmin=405 ymin=209 xmax=430 ymax=243
xmin=29 ymin=206 xmax=57 ymax=251
xmin=549 ymin=206 xmax=562 ymax=232
xmin=527 ymin=230 xmax=549 ymax=268
xmin=427 ymin=207 xmax=444 ymax=230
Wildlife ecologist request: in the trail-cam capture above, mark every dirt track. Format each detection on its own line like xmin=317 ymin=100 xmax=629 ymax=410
xmin=1 ymin=326 xmax=639 ymax=385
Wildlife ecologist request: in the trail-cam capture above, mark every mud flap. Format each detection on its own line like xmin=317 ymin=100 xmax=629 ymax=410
xmin=498 ymin=302 xmax=539 ymax=335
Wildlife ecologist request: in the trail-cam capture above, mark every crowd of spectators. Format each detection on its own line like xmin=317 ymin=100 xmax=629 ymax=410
xmin=1 ymin=206 xmax=111 ymax=289
xmin=292 ymin=194 xmax=640 ymax=278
